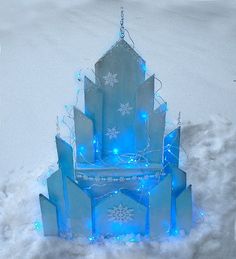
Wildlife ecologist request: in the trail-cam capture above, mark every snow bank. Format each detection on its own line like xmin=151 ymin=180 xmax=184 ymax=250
xmin=0 ymin=117 xmax=235 ymax=259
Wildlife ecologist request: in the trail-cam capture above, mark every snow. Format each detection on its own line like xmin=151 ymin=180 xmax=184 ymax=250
xmin=0 ymin=0 xmax=236 ymax=258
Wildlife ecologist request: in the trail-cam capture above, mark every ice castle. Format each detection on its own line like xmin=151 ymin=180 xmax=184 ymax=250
xmin=39 ymin=12 xmax=192 ymax=240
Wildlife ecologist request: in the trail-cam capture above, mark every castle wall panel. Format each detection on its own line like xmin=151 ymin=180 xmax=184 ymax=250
xmin=94 ymin=192 xmax=147 ymax=237
xmin=164 ymin=127 xmax=180 ymax=168
xmin=149 ymin=174 xmax=172 ymax=239
xmin=74 ymin=107 xmax=95 ymax=163
xmin=39 ymin=194 xmax=58 ymax=236
xmin=66 ymin=177 xmax=92 ymax=237
xmin=146 ymin=105 xmax=166 ymax=163
xmin=56 ymin=136 xmax=74 ymax=180
xmin=47 ymin=170 xmax=68 ymax=233
xmin=84 ymin=76 xmax=103 ymax=159
xmin=135 ymin=75 xmax=155 ymax=151
xmin=176 ymin=185 xmax=192 ymax=235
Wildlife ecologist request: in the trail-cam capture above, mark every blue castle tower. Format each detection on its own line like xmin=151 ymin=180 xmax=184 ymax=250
xmin=39 ymin=15 xmax=192 ymax=240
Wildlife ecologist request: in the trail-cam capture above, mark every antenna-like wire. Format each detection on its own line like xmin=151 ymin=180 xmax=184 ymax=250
xmin=177 ymin=112 xmax=182 ymax=126
xmin=56 ymin=116 xmax=60 ymax=136
xmin=120 ymin=7 xmax=125 ymax=39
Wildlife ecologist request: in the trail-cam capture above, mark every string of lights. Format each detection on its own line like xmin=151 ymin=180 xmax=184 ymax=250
xmin=58 ymin=64 xmax=187 ymax=170
xmin=53 ymin=16 xmax=187 ymax=231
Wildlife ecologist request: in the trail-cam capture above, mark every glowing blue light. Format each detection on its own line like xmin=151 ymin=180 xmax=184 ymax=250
xmin=93 ymin=139 xmax=96 ymax=144
xmin=78 ymin=146 xmax=85 ymax=154
xmin=200 ymin=211 xmax=205 ymax=217
xmin=174 ymin=229 xmax=179 ymax=235
xmin=129 ymin=237 xmax=137 ymax=242
xmin=88 ymin=236 xmax=95 ymax=241
xmin=141 ymin=62 xmax=147 ymax=72
xmin=76 ymin=72 xmax=81 ymax=81
xmin=140 ymin=112 xmax=148 ymax=120
xmin=113 ymin=148 xmax=119 ymax=155
xmin=114 ymin=190 xmax=118 ymax=194
xmin=128 ymin=158 xmax=135 ymax=163
xmin=170 ymin=228 xmax=179 ymax=236
xmin=34 ymin=221 xmax=42 ymax=232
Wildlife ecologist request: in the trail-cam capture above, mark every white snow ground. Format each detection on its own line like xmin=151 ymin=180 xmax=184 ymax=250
xmin=0 ymin=0 xmax=236 ymax=258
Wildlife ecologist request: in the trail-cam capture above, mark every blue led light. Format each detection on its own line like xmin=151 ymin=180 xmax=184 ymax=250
xmin=170 ymin=228 xmax=179 ymax=236
xmin=34 ymin=221 xmax=42 ymax=232
xmin=128 ymin=158 xmax=135 ymax=163
xmin=78 ymin=145 xmax=85 ymax=154
xmin=141 ymin=62 xmax=147 ymax=72
xmin=113 ymin=148 xmax=119 ymax=155
xmin=76 ymin=72 xmax=81 ymax=81
xmin=129 ymin=237 xmax=137 ymax=242
xmin=140 ymin=112 xmax=148 ymax=120
xmin=200 ymin=211 xmax=205 ymax=217
xmin=88 ymin=236 xmax=95 ymax=241
xmin=174 ymin=229 xmax=179 ymax=236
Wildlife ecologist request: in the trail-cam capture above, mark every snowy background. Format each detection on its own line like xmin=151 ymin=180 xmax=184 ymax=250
xmin=0 ymin=0 xmax=236 ymax=258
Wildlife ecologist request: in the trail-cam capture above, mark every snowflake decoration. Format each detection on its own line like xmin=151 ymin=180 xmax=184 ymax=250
xmin=105 ymin=127 xmax=119 ymax=139
xmin=103 ymin=72 xmax=118 ymax=87
xmin=118 ymin=102 xmax=133 ymax=116
xmin=108 ymin=204 xmax=134 ymax=224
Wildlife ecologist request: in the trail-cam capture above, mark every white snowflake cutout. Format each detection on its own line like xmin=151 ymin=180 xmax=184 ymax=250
xmin=103 ymin=72 xmax=118 ymax=87
xmin=108 ymin=204 xmax=134 ymax=224
xmin=118 ymin=102 xmax=133 ymax=116
xmin=105 ymin=127 xmax=119 ymax=139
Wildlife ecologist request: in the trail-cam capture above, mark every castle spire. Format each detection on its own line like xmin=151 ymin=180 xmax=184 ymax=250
xmin=120 ymin=7 xmax=125 ymax=39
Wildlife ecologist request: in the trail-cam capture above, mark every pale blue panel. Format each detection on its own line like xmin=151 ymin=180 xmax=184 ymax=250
xmin=65 ymin=177 xmax=92 ymax=237
xmin=84 ymin=76 xmax=103 ymax=159
xmin=136 ymin=75 xmax=155 ymax=113
xmin=135 ymin=75 xmax=155 ymax=151
xmin=39 ymin=194 xmax=58 ymax=236
xmin=55 ymin=135 xmax=74 ymax=180
xmin=95 ymin=39 xmax=145 ymax=157
xmin=74 ymin=107 xmax=95 ymax=163
xmin=169 ymin=166 xmax=186 ymax=231
xmin=164 ymin=127 xmax=180 ymax=168
xmin=47 ymin=170 xmax=68 ymax=233
xmin=171 ymin=166 xmax=186 ymax=196
xmin=146 ymin=104 xmax=166 ymax=163
xmin=121 ymin=190 xmax=149 ymax=208
xmin=176 ymin=185 xmax=192 ymax=235
xmin=94 ymin=192 xmax=147 ymax=237
xmin=149 ymin=174 xmax=172 ymax=239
